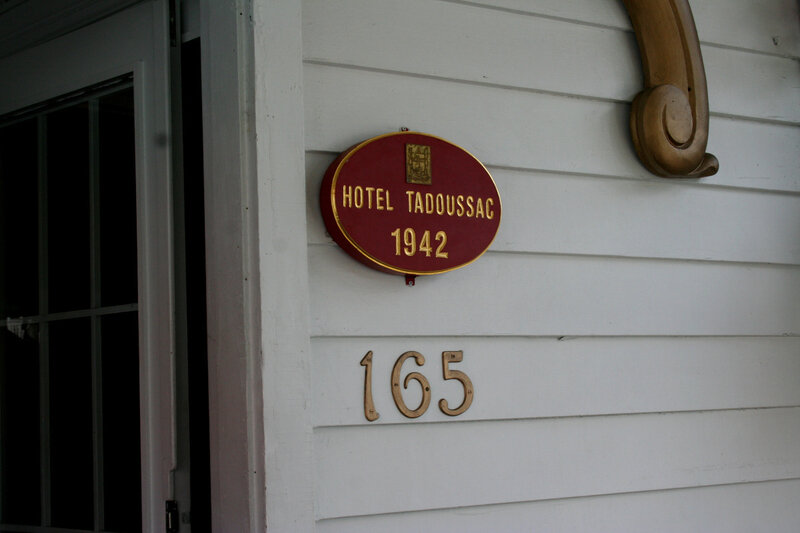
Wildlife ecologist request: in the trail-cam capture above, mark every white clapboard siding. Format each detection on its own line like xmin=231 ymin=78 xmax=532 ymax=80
xmin=465 ymin=0 xmax=800 ymax=57
xmin=306 ymin=153 xmax=800 ymax=265
xmin=303 ymin=0 xmax=800 ymax=123
xmin=308 ymin=245 xmax=800 ymax=337
xmin=314 ymin=407 xmax=800 ymax=519
xmin=316 ymin=479 xmax=800 ymax=533
xmin=302 ymin=0 xmax=800 ymax=529
xmin=303 ymin=64 xmax=800 ymax=193
xmin=312 ymin=336 xmax=800 ymax=427
xmin=703 ymin=45 xmax=800 ymax=124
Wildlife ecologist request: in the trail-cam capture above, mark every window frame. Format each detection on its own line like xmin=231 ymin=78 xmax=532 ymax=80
xmin=0 ymin=2 xmax=177 ymax=530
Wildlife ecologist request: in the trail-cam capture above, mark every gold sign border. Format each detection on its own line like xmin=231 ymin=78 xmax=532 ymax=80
xmin=328 ymin=131 xmax=502 ymax=276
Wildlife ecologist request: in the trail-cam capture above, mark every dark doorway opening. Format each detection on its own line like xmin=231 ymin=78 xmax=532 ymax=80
xmin=180 ymin=37 xmax=212 ymax=533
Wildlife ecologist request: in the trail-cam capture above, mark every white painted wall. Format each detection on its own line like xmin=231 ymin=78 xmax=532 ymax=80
xmin=257 ymin=0 xmax=800 ymax=530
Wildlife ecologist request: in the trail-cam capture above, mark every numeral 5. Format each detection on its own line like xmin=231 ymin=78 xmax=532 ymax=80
xmin=439 ymin=351 xmax=474 ymax=416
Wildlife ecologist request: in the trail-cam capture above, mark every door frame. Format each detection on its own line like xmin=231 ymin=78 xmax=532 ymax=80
xmin=0 ymin=1 xmax=301 ymax=530
xmin=0 ymin=2 xmax=176 ymax=530
xmin=198 ymin=1 xmax=315 ymax=530
xmin=197 ymin=1 xmax=266 ymax=530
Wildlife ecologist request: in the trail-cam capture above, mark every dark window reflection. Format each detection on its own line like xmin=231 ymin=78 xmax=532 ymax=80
xmin=0 ymin=83 xmax=141 ymax=532
xmin=102 ymin=311 xmax=142 ymax=532
xmin=0 ymin=118 xmax=39 ymax=317
xmin=49 ymin=318 xmax=93 ymax=530
xmin=47 ymin=104 xmax=90 ymax=313
xmin=99 ymin=88 xmax=137 ymax=307
xmin=0 ymin=328 xmax=41 ymax=526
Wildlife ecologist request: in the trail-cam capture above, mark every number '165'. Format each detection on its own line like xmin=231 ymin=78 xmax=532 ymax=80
xmin=360 ymin=350 xmax=474 ymax=421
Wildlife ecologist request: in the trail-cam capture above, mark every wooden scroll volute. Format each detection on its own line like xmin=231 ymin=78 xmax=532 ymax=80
xmin=624 ymin=0 xmax=718 ymax=178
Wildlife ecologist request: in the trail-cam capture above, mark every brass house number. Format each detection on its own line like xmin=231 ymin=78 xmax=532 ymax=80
xmin=360 ymin=350 xmax=474 ymax=421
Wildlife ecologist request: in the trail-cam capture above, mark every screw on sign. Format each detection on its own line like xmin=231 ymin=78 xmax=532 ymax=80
xmin=320 ymin=132 xmax=502 ymax=283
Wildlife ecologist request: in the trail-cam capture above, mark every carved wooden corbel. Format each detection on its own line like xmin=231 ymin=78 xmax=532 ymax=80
xmin=623 ymin=0 xmax=718 ymax=178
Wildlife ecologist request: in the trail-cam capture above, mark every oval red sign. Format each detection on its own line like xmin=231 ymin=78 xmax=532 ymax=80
xmin=320 ymin=132 xmax=501 ymax=276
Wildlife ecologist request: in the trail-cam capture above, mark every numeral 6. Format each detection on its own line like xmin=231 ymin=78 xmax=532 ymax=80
xmin=390 ymin=351 xmax=432 ymax=418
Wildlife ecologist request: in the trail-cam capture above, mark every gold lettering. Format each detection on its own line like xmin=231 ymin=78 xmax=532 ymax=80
xmin=402 ymin=191 xmax=496 ymax=219
xmin=386 ymin=190 xmax=394 ymax=211
xmin=342 ymin=185 xmax=352 ymax=208
xmin=365 ymin=187 xmax=375 ymax=209
xmin=376 ymin=188 xmax=384 ymax=210
xmin=425 ymin=193 xmax=434 ymax=214
xmin=435 ymin=231 xmax=448 ymax=258
xmin=354 ymin=186 xmax=364 ymax=208
xmin=446 ymin=195 xmax=456 ymax=216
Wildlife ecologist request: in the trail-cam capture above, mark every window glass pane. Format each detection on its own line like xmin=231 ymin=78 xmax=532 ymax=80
xmin=0 ymin=118 xmax=39 ymax=317
xmin=1 ymin=84 xmax=143 ymax=532
xmin=102 ymin=311 xmax=141 ymax=533
xmin=49 ymin=318 xmax=93 ymax=530
xmin=47 ymin=105 xmax=90 ymax=313
xmin=0 ymin=326 xmax=40 ymax=526
xmin=99 ymin=88 xmax=137 ymax=307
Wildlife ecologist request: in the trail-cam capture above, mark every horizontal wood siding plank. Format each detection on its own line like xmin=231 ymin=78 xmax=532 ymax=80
xmin=303 ymin=0 xmax=641 ymax=106
xmin=455 ymin=0 xmax=631 ymax=29
xmin=308 ymin=245 xmax=800 ymax=337
xmin=314 ymin=407 xmax=800 ymax=518
xmin=316 ymin=479 xmax=800 ymax=532
xmin=306 ymin=152 xmax=800 ymax=265
xmin=303 ymin=0 xmax=800 ymax=123
xmin=312 ymin=336 xmax=800 ymax=427
xmin=703 ymin=45 xmax=800 ymax=123
xmin=303 ymin=64 xmax=800 ymax=193
xmin=457 ymin=0 xmax=800 ymax=57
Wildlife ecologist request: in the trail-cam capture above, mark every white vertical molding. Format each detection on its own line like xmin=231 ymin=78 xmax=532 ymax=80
xmin=135 ymin=1 xmax=176 ymax=530
xmin=252 ymin=0 xmax=316 ymax=530
xmin=200 ymin=0 xmax=266 ymax=531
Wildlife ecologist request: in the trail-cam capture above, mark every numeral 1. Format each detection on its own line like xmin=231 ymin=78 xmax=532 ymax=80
xmin=360 ymin=351 xmax=379 ymax=421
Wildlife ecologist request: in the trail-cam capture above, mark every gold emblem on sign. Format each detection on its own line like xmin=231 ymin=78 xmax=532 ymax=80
xmin=406 ymin=144 xmax=432 ymax=185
